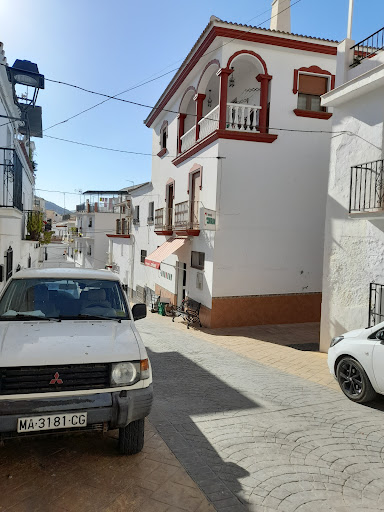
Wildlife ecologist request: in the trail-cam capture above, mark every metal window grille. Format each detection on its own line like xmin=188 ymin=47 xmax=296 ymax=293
xmin=350 ymin=160 xmax=384 ymax=213
xmin=368 ymin=282 xmax=384 ymax=327
xmin=5 ymin=246 xmax=13 ymax=281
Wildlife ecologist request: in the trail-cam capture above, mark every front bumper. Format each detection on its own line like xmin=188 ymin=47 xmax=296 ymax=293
xmin=0 ymin=385 xmax=153 ymax=434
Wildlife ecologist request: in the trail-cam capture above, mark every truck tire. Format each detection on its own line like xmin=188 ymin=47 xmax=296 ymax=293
xmin=118 ymin=419 xmax=145 ymax=455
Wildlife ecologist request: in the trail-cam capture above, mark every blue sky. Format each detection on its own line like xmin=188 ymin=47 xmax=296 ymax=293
xmin=1 ymin=0 xmax=383 ymax=210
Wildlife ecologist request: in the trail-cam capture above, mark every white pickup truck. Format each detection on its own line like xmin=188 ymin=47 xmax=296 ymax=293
xmin=0 ymin=268 xmax=153 ymax=455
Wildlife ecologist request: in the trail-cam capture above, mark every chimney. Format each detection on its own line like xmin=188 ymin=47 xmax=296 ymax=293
xmin=270 ymin=0 xmax=291 ymax=33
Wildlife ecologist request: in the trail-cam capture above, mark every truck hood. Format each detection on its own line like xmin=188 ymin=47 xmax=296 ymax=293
xmin=0 ymin=320 xmax=141 ymax=366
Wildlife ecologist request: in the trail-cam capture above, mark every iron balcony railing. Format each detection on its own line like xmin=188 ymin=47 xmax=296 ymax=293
xmin=369 ymin=282 xmax=384 ymax=327
xmin=351 ymin=26 xmax=384 ymax=66
xmin=0 ymin=147 xmax=23 ymax=211
xmin=349 ymin=159 xmax=384 ymax=213
xmin=174 ymin=201 xmax=200 ymax=230
xmin=154 ymin=207 xmax=173 ymax=231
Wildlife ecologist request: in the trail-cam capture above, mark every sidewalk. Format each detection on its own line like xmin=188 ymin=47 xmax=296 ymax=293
xmin=148 ymin=314 xmax=339 ymax=391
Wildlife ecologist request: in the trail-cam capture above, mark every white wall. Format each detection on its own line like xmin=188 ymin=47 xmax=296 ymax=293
xmin=320 ymin=87 xmax=384 ymax=351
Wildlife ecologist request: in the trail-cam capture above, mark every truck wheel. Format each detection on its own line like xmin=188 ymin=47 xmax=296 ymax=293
xmin=118 ymin=419 xmax=145 ymax=455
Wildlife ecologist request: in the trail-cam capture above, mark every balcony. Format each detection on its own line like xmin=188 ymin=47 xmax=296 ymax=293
xmin=351 ymin=27 xmax=384 ymax=67
xmin=154 ymin=208 xmax=173 ymax=235
xmin=349 ymin=159 xmax=384 ymax=217
xmin=174 ymin=201 xmax=200 ymax=236
xmin=179 ymin=103 xmax=261 ymax=155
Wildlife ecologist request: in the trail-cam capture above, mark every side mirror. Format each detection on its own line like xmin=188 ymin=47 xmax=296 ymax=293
xmin=132 ymin=303 xmax=146 ymax=321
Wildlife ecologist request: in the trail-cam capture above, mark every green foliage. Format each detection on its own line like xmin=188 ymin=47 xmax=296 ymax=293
xmin=26 ymin=211 xmax=43 ymax=241
xmin=41 ymin=231 xmax=54 ymax=245
xmin=26 ymin=212 xmax=53 ymax=244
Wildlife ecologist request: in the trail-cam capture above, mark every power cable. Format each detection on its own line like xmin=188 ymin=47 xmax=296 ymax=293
xmin=0 ymin=0 xmax=304 ymax=134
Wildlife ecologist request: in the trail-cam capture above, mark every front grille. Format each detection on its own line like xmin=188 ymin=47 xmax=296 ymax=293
xmin=0 ymin=363 xmax=110 ymax=395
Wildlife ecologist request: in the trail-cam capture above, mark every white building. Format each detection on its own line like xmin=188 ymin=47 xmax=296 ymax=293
xmin=107 ymin=182 xmax=153 ymax=301
xmin=69 ymin=191 xmax=128 ymax=269
xmin=320 ymin=24 xmax=384 ymax=351
xmin=113 ymin=6 xmax=339 ymax=328
xmin=0 ymin=43 xmax=44 ymax=287
xmin=108 ymin=4 xmax=339 ymax=329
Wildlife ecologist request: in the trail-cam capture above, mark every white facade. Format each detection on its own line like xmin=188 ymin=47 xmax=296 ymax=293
xmin=320 ymin=30 xmax=384 ymax=351
xmin=0 ymin=43 xmax=43 ymax=288
xmin=126 ymin=17 xmax=338 ymax=328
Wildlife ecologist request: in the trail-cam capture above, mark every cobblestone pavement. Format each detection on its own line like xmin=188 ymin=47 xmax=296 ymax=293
xmin=139 ymin=314 xmax=384 ymax=512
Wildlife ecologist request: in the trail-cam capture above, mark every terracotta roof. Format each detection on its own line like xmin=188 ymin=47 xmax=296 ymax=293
xmin=214 ymin=17 xmax=339 ymax=43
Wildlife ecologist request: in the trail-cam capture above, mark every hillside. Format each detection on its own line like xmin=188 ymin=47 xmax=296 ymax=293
xmin=44 ymin=201 xmax=72 ymax=215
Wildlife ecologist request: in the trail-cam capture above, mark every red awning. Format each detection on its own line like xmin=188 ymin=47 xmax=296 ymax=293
xmin=144 ymin=237 xmax=187 ymax=269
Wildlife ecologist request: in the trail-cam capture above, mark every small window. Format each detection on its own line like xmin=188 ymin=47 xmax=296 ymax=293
xmin=88 ymin=217 xmax=92 ymax=228
xmin=87 ymin=245 xmax=92 ymax=256
xmin=297 ymin=74 xmax=328 ymax=112
xmin=133 ymin=205 xmax=140 ymax=224
xmin=122 ymin=218 xmax=127 ymax=234
xmin=116 ymin=219 xmax=121 ymax=234
xmin=160 ymin=123 xmax=168 ymax=150
xmin=140 ymin=250 xmax=147 ymax=264
xmin=148 ymin=202 xmax=154 ymax=223
xmin=191 ymin=251 xmax=205 ymax=270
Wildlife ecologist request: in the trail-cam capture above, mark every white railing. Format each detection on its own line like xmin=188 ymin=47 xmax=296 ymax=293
xmin=198 ymin=105 xmax=220 ymax=140
xmin=226 ymin=103 xmax=261 ymax=132
xmin=180 ymin=125 xmax=196 ymax=153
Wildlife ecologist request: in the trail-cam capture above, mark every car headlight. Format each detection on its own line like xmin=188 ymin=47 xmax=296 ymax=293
xmin=111 ymin=362 xmax=138 ymax=386
xmin=330 ymin=335 xmax=344 ymax=348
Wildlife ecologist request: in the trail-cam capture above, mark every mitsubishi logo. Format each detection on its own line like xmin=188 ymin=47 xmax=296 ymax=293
xmin=50 ymin=372 xmax=63 ymax=385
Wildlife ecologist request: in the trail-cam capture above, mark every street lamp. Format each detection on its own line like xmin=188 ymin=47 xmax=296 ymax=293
xmin=7 ymin=60 xmax=45 ymax=138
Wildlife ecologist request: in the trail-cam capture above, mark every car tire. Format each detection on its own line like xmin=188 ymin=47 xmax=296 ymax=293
xmin=118 ymin=419 xmax=145 ymax=455
xmin=336 ymin=357 xmax=377 ymax=403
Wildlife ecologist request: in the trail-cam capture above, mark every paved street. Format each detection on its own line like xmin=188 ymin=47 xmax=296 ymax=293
xmin=1 ymin=313 xmax=384 ymax=511
xmin=141 ymin=314 xmax=384 ymax=512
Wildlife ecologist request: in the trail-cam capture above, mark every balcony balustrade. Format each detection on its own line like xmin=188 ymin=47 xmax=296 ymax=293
xmin=154 ymin=207 xmax=173 ymax=235
xmin=226 ymin=103 xmax=260 ymax=132
xmin=180 ymin=126 xmax=196 ymax=153
xmin=174 ymin=201 xmax=200 ymax=236
xmin=349 ymin=159 xmax=384 ymax=215
xmin=351 ymin=27 xmax=384 ymax=66
xmin=179 ymin=102 xmax=261 ymax=155
xmin=198 ymin=105 xmax=220 ymax=140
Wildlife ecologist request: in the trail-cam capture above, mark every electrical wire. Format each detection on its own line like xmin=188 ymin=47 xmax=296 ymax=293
xmin=0 ymin=0 xmax=304 ymax=134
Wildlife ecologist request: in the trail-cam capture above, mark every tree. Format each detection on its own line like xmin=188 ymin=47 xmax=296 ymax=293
xmin=26 ymin=212 xmax=53 ymax=244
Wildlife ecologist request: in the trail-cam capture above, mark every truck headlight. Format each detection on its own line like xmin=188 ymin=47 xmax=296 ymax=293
xmin=330 ymin=336 xmax=344 ymax=348
xmin=111 ymin=362 xmax=138 ymax=386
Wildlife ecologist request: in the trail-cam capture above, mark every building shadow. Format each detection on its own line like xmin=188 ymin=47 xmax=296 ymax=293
xmin=147 ymin=347 xmax=261 ymax=510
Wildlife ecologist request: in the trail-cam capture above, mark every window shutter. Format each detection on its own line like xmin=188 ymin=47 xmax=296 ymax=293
xmin=298 ymin=75 xmax=328 ymax=95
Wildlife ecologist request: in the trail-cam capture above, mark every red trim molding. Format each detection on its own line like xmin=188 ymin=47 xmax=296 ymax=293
xmin=157 ymin=148 xmax=167 ymax=158
xmin=106 ymin=234 xmax=131 ymax=238
xmin=179 ymin=86 xmax=197 ymax=113
xmin=196 ymin=59 xmax=220 ymax=93
xmin=187 ymin=163 xmax=203 ymax=194
xmin=293 ymin=109 xmax=332 ymax=120
xmin=216 ymin=27 xmax=337 ymax=56
xmin=293 ymin=65 xmax=335 ymax=94
xmin=174 ymin=229 xmax=200 ymax=237
xmin=227 ymin=50 xmax=268 ymax=74
xmin=172 ymin=129 xmax=278 ymax=166
xmin=154 ymin=230 xmax=173 ymax=236
xmin=145 ymin=26 xmax=337 ymax=128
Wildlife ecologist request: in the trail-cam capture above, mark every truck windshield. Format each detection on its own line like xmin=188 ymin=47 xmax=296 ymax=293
xmin=0 ymin=278 xmax=130 ymax=320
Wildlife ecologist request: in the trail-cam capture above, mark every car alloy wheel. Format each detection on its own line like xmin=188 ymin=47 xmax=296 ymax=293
xmin=336 ymin=357 xmax=376 ymax=403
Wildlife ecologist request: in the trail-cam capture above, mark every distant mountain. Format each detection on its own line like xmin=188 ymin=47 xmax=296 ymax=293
xmin=44 ymin=201 xmax=72 ymax=215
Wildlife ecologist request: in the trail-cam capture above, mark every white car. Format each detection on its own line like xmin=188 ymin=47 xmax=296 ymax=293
xmin=0 ymin=268 xmax=153 ymax=454
xmin=328 ymin=322 xmax=384 ymax=403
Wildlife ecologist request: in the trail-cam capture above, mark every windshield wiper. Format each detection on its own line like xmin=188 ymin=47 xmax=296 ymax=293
xmin=0 ymin=314 xmax=61 ymax=322
xmin=58 ymin=314 xmax=122 ymax=322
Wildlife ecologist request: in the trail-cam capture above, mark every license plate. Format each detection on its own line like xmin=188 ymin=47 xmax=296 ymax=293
xmin=17 ymin=412 xmax=87 ymax=433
